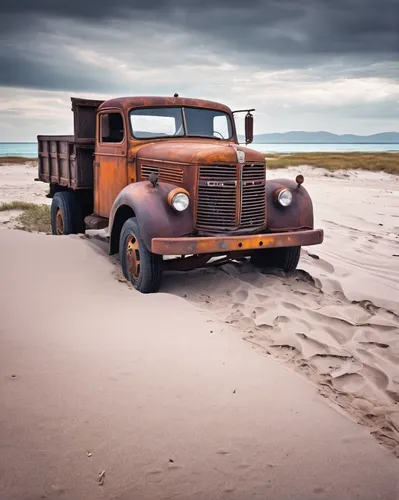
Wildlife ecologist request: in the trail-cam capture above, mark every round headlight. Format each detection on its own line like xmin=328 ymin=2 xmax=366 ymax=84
xmin=277 ymin=189 xmax=292 ymax=207
xmin=172 ymin=192 xmax=189 ymax=212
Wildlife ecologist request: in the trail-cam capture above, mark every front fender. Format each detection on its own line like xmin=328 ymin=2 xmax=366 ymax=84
xmin=108 ymin=181 xmax=194 ymax=254
xmin=266 ymin=178 xmax=314 ymax=231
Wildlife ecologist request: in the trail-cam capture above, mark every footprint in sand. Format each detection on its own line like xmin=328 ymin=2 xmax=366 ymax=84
xmin=234 ymin=289 xmax=249 ymax=302
xmin=305 ymin=255 xmax=335 ymax=274
xmin=331 ymin=373 xmax=367 ymax=395
xmin=281 ymin=302 xmax=301 ymax=312
xmin=254 ymin=306 xmax=266 ymax=315
xmin=255 ymin=292 xmax=271 ymax=303
xmin=274 ymin=315 xmax=290 ymax=324
xmin=360 ymin=363 xmax=391 ymax=392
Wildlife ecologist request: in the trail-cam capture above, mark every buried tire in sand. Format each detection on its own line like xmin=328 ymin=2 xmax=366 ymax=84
xmin=51 ymin=192 xmax=85 ymax=236
xmin=119 ymin=217 xmax=163 ymax=293
xmin=38 ymin=96 xmax=324 ymax=293
xmin=251 ymin=245 xmax=301 ymax=271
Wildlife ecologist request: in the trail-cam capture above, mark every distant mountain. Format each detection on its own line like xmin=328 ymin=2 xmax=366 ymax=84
xmin=249 ymin=131 xmax=399 ymax=144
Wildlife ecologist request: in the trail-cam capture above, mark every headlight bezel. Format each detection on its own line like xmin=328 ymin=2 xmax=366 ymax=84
xmin=275 ymin=188 xmax=293 ymax=207
xmin=167 ymin=188 xmax=190 ymax=212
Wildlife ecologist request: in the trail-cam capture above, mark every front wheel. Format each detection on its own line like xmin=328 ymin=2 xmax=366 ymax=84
xmin=119 ymin=217 xmax=163 ymax=294
xmin=251 ymin=246 xmax=301 ymax=271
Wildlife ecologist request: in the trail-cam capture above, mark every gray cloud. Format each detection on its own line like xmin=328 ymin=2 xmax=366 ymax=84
xmin=1 ymin=1 xmax=398 ymax=90
xmin=0 ymin=0 xmax=398 ymax=139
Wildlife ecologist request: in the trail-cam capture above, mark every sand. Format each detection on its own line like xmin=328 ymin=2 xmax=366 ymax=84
xmin=162 ymin=166 xmax=399 ymax=455
xmin=0 ymin=161 xmax=399 ymax=499
xmin=0 ymin=162 xmax=50 ymax=228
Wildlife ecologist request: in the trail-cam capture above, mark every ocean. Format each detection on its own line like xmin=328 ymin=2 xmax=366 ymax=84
xmin=1 ymin=142 xmax=399 ymax=157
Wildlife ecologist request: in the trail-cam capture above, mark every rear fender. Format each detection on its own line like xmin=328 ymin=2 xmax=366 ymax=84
xmin=266 ymin=179 xmax=314 ymax=231
xmin=108 ymin=181 xmax=193 ymax=254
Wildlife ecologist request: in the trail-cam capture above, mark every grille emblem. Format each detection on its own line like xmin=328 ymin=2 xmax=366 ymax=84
xmin=236 ymin=149 xmax=245 ymax=164
xmin=207 ymin=181 xmax=237 ymax=187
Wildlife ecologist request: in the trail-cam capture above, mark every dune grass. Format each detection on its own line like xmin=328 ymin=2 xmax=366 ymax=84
xmin=1 ymin=153 xmax=398 ymax=174
xmin=0 ymin=201 xmax=51 ymax=233
xmin=264 ymin=152 xmax=399 ymax=175
xmin=0 ymin=201 xmax=41 ymax=212
xmin=0 ymin=156 xmax=37 ymax=166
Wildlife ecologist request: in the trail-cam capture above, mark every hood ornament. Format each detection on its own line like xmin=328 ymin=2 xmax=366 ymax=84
xmin=232 ymin=146 xmax=245 ymax=164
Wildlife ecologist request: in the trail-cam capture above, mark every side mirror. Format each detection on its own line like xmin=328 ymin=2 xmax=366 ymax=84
xmin=245 ymin=112 xmax=254 ymax=145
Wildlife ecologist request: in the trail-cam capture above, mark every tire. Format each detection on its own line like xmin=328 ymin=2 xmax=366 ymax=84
xmin=251 ymin=246 xmax=301 ymax=271
xmin=51 ymin=191 xmax=85 ymax=235
xmin=119 ymin=217 xmax=163 ymax=293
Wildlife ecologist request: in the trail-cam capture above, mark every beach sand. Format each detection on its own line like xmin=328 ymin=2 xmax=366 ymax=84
xmin=162 ymin=166 xmax=399 ymax=456
xmin=0 ymin=161 xmax=399 ymax=499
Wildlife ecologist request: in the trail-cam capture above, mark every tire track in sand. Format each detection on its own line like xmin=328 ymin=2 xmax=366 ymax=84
xmin=163 ymin=252 xmax=399 ymax=457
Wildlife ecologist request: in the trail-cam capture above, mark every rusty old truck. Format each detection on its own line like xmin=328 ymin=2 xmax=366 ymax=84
xmin=37 ymin=95 xmax=324 ymax=293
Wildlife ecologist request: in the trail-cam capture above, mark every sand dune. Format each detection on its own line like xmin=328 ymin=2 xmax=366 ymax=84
xmin=1 ymin=229 xmax=399 ymax=500
xmin=160 ymin=167 xmax=399 ymax=456
xmin=1 ymin=162 xmax=399 ymax=498
xmin=162 ymin=257 xmax=399 ymax=456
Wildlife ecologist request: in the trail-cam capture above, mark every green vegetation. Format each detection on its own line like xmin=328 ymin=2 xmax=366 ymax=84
xmin=264 ymin=152 xmax=399 ymax=175
xmin=0 ymin=201 xmax=51 ymax=233
xmin=1 ymin=153 xmax=398 ymax=174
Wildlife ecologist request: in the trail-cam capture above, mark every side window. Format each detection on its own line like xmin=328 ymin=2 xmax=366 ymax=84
xmin=100 ymin=113 xmax=124 ymax=143
xmin=213 ymin=114 xmax=230 ymax=139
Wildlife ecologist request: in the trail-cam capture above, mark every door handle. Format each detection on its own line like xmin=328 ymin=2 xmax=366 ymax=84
xmin=94 ymin=161 xmax=100 ymax=167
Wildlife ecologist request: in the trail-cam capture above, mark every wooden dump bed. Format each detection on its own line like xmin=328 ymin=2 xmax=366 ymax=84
xmin=37 ymin=136 xmax=95 ymax=189
xmin=37 ymin=98 xmax=104 ymax=189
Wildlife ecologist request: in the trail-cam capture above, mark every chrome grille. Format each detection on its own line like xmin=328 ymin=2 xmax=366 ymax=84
xmin=241 ymin=164 xmax=266 ymax=229
xmin=141 ymin=164 xmax=184 ymax=184
xmin=196 ymin=163 xmax=266 ymax=232
xmin=196 ymin=165 xmax=237 ymax=230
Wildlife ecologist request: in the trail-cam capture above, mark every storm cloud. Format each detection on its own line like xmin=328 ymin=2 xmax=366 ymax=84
xmin=0 ymin=0 xmax=398 ymax=139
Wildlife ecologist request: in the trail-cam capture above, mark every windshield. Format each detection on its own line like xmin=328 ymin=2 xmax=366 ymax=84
xmin=129 ymin=107 xmax=233 ymax=140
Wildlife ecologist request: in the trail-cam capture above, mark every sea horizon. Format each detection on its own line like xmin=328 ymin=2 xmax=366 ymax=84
xmin=1 ymin=141 xmax=399 ymax=157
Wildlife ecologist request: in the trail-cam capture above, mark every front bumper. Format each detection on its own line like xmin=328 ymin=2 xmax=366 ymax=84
xmin=151 ymin=228 xmax=324 ymax=255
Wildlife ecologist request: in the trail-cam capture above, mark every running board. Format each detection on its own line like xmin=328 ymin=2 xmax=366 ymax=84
xmin=84 ymin=214 xmax=109 ymax=230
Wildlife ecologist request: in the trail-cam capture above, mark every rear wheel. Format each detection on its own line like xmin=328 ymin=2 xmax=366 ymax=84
xmin=119 ymin=217 xmax=162 ymax=293
xmin=51 ymin=192 xmax=85 ymax=235
xmin=251 ymin=246 xmax=301 ymax=271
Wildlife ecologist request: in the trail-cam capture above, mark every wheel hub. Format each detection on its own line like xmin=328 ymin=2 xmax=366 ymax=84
xmin=56 ymin=208 xmax=64 ymax=235
xmin=126 ymin=235 xmax=140 ymax=279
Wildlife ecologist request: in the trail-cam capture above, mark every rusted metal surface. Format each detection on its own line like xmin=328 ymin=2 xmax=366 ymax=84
xmin=108 ymin=181 xmax=194 ymax=254
xmin=71 ymin=98 xmax=104 ymax=145
xmin=152 ymin=229 xmax=324 ymax=255
xmin=38 ymin=136 xmax=94 ymax=190
xmin=99 ymin=95 xmax=233 ymax=118
xmin=134 ymin=140 xmax=264 ymax=165
xmin=38 ymin=94 xmax=324 ymax=264
xmin=55 ymin=208 xmax=64 ymax=235
xmin=266 ymin=179 xmax=314 ymax=232
xmin=84 ymin=215 xmax=108 ymax=230
xmin=94 ymin=107 xmax=129 ymax=216
xmin=126 ymin=234 xmax=140 ymax=279
xmin=195 ymin=162 xmax=266 ymax=233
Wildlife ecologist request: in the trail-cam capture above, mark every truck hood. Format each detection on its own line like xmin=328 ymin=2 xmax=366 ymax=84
xmin=134 ymin=139 xmax=265 ymax=165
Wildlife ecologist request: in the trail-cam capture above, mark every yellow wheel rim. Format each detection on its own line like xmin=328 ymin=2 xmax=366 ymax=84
xmin=56 ymin=208 xmax=64 ymax=235
xmin=126 ymin=234 xmax=140 ymax=279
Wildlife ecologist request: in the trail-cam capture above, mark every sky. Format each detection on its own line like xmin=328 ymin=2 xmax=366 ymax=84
xmin=0 ymin=0 xmax=398 ymax=141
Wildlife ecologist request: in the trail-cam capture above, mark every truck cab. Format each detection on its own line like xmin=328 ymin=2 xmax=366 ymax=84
xmin=38 ymin=95 xmax=323 ymax=293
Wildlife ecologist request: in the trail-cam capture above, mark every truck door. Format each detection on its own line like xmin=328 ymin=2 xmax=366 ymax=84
xmin=94 ymin=110 xmax=128 ymax=217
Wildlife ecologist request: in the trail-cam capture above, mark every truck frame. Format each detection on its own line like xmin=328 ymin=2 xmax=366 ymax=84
xmin=37 ymin=95 xmax=324 ymax=293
